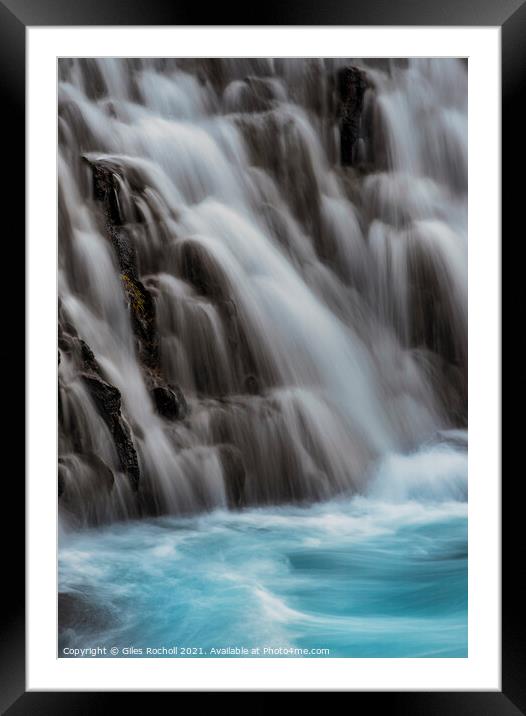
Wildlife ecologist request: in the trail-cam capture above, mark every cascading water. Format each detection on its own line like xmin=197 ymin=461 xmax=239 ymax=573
xmin=58 ymin=58 xmax=468 ymax=658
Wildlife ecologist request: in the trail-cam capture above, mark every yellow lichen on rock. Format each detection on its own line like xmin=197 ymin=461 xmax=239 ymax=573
xmin=121 ymin=273 xmax=145 ymax=314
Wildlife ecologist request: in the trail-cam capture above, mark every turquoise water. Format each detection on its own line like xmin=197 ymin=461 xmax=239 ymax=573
xmin=59 ymin=440 xmax=468 ymax=658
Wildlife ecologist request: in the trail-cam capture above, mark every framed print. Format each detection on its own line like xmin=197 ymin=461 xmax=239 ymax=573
xmin=1 ymin=0 xmax=520 ymax=711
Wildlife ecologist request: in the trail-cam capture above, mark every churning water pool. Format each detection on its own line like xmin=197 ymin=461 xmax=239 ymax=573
xmin=59 ymin=440 xmax=468 ymax=658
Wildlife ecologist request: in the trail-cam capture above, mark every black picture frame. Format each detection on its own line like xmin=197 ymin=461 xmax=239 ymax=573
xmin=1 ymin=0 xmax=519 ymax=711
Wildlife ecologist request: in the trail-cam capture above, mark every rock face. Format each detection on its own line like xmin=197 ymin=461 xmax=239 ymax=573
xmin=244 ymin=374 xmax=259 ymax=396
xmin=337 ymin=66 xmax=370 ymax=166
xmin=85 ymin=156 xmax=159 ymax=370
xmin=58 ymin=297 xmax=142 ymax=491
xmin=58 ymin=58 xmax=468 ymax=527
xmin=218 ymin=444 xmax=246 ymax=508
xmin=178 ymin=240 xmax=229 ymax=302
xmin=58 ymin=452 xmax=115 ymax=499
xmin=81 ymin=374 xmax=140 ymax=488
xmin=151 ymin=385 xmax=188 ymax=421
xmin=121 ymin=271 xmax=159 ymax=370
xmin=58 ymin=591 xmax=114 ymax=643
xmin=59 ymin=158 xmax=197 ymax=504
xmin=58 ymin=457 xmax=67 ymax=498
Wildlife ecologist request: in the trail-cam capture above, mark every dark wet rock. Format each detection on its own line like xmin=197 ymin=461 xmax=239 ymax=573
xmin=58 ymin=457 xmax=66 ymax=498
xmin=58 ymin=452 xmax=115 ymax=499
xmin=151 ymin=384 xmax=188 ymax=420
xmin=196 ymin=58 xmax=228 ymax=92
xmin=81 ymin=374 xmax=140 ymax=488
xmin=58 ymin=316 xmax=79 ymax=355
xmin=178 ymin=240 xmax=229 ymax=301
xmin=82 ymin=373 xmax=120 ymax=413
xmin=413 ymin=349 xmax=467 ymax=428
xmin=179 ymin=58 xmax=274 ymax=95
xmin=442 ymin=361 xmax=467 ymax=428
xmin=82 ymin=451 xmax=115 ymax=489
xmin=244 ymin=374 xmax=259 ymax=395
xmin=58 ymin=377 xmax=65 ymax=437
xmin=58 ymin=591 xmax=114 ymax=636
xmin=78 ymin=339 xmax=100 ymax=374
xmin=58 ymin=319 xmax=103 ymax=378
xmin=58 ymin=100 xmax=97 ymax=152
xmin=62 ymin=320 xmax=78 ymax=337
xmin=84 ymin=157 xmax=160 ymax=370
xmin=121 ymin=271 xmax=159 ymax=370
xmin=408 ymin=240 xmax=466 ymax=373
xmin=236 ymin=110 xmax=322 ymax=244
xmin=223 ymin=76 xmax=281 ymax=114
xmin=218 ymin=444 xmax=246 ymax=508
xmin=58 ymin=332 xmax=71 ymax=354
xmin=362 ymin=91 xmax=389 ymax=171
xmin=77 ymin=59 xmax=107 ymax=100
xmin=90 ymin=160 xmax=123 ymax=225
xmin=337 ymin=66 xmax=371 ymax=166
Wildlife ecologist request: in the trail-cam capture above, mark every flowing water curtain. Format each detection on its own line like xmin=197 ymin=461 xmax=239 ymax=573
xmin=57 ymin=58 xmax=468 ymax=526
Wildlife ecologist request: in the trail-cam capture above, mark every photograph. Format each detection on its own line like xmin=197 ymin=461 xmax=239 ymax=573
xmin=57 ymin=56 xmax=468 ymax=659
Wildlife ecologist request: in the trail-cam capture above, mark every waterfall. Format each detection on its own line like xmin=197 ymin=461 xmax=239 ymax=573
xmin=58 ymin=58 xmax=467 ymax=527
